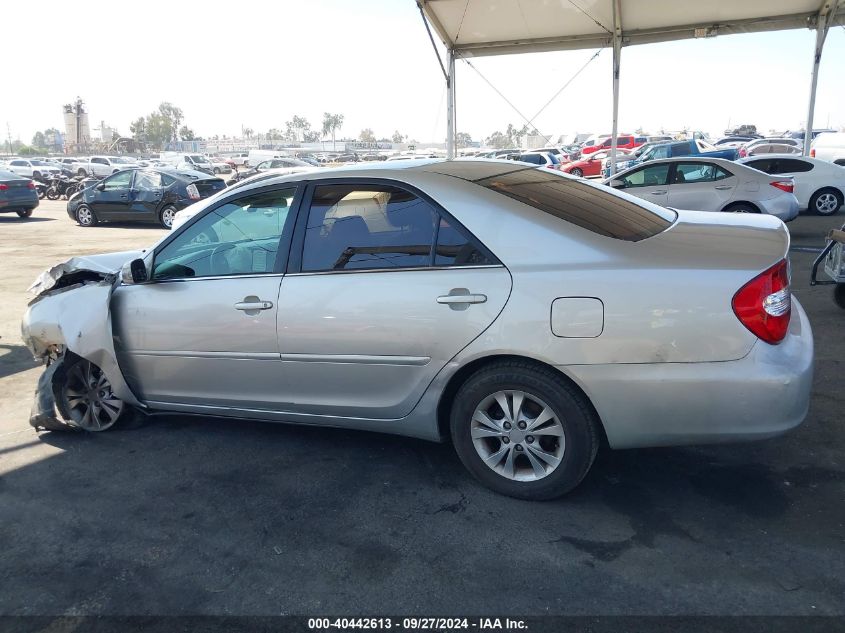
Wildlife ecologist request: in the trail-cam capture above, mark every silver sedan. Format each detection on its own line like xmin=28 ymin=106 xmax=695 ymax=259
xmin=21 ymin=160 xmax=813 ymax=499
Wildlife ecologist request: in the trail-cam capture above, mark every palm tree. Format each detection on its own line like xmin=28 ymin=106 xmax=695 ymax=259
xmin=322 ymin=113 xmax=344 ymax=151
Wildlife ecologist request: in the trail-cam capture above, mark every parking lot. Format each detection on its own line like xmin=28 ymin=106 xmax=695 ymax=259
xmin=1 ymin=200 xmax=844 ymax=616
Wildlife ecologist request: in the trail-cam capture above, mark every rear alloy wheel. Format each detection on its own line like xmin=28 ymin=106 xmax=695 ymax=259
xmin=59 ymin=358 xmax=125 ymax=431
xmin=450 ymin=361 xmax=599 ymax=500
xmin=570 ymin=167 xmax=583 ymax=177
xmin=16 ymin=209 xmax=33 ymax=218
xmin=810 ymin=189 xmax=842 ymax=216
xmin=724 ymin=203 xmax=758 ymax=214
xmin=159 ymin=205 xmax=178 ymax=229
xmin=75 ymin=204 xmax=97 ymax=226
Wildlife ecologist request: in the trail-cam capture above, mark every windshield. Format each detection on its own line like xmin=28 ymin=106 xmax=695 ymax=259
xmin=190 ymin=155 xmax=210 ymax=164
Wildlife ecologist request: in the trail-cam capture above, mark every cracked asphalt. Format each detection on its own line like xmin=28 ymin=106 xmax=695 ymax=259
xmin=0 ymin=200 xmax=843 ymax=616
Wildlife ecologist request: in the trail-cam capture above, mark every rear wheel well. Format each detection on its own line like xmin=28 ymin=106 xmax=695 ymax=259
xmin=436 ymin=354 xmax=608 ymax=447
xmin=722 ymin=201 xmax=761 ymax=213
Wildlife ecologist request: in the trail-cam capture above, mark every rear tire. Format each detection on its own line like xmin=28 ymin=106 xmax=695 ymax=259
xmin=75 ymin=204 xmax=97 ymax=226
xmin=16 ymin=209 xmax=33 ymax=218
xmin=450 ymin=360 xmax=600 ymax=500
xmin=570 ymin=167 xmax=583 ymax=177
xmin=723 ymin=202 xmax=759 ymax=214
xmin=159 ymin=205 xmax=178 ymax=229
xmin=810 ymin=188 xmax=843 ymax=216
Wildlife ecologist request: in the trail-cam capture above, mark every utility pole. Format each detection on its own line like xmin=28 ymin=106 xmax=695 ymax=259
xmin=6 ymin=122 xmax=12 ymax=155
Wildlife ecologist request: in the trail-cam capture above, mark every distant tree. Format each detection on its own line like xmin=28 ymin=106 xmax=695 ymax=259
xmin=359 ymin=128 xmax=376 ymax=143
xmin=303 ymin=130 xmax=321 ymax=143
xmin=322 ymin=113 xmax=344 ymax=150
xmin=31 ymin=131 xmax=47 ymax=148
xmin=285 ymin=115 xmax=312 ymax=142
xmin=267 ymin=128 xmax=282 ymax=140
xmin=243 ymin=127 xmax=254 ymax=140
xmin=179 ymin=126 xmax=196 ymax=141
xmin=505 ymin=123 xmax=528 ymax=148
xmin=391 ymin=130 xmax=405 ymax=144
xmin=145 ymin=112 xmax=173 ymax=149
xmin=158 ymin=102 xmax=184 ymax=142
xmin=455 ymin=132 xmax=473 ymax=148
xmin=18 ymin=145 xmax=39 ymax=155
xmin=485 ymin=131 xmax=509 ymax=149
xmin=129 ymin=117 xmax=146 ymax=141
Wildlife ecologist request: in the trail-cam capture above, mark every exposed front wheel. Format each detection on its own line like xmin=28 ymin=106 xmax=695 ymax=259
xmin=75 ymin=204 xmax=97 ymax=226
xmin=450 ymin=361 xmax=600 ymax=500
xmin=58 ymin=358 xmax=126 ymax=431
xmin=159 ymin=205 xmax=177 ymax=229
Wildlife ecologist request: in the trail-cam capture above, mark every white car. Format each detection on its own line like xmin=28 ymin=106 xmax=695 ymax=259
xmin=811 ymin=132 xmax=845 ymax=166
xmin=739 ymin=138 xmax=802 ymax=158
xmin=603 ymin=156 xmax=799 ymax=222
xmin=738 ymin=154 xmax=845 ymax=216
xmin=512 ymin=151 xmax=562 ymax=170
xmin=76 ymin=156 xmax=138 ymax=177
xmin=6 ymin=159 xmax=61 ymax=179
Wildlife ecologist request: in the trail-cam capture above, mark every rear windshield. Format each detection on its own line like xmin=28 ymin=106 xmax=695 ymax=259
xmin=475 ymin=168 xmax=675 ymax=242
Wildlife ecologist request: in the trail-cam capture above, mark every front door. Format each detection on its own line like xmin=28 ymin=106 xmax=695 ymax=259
xmin=666 ymin=162 xmax=737 ymax=211
xmin=111 ymin=185 xmax=299 ymax=409
xmin=615 ymin=162 xmax=671 ymax=207
xmin=89 ymin=170 xmax=134 ymax=219
xmin=276 ymin=182 xmax=512 ymax=420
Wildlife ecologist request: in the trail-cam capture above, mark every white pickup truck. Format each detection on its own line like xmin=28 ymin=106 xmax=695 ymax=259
xmin=75 ymin=156 xmax=138 ymax=177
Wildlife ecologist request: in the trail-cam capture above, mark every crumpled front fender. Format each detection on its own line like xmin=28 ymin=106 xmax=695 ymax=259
xmin=22 ymin=276 xmax=143 ymax=411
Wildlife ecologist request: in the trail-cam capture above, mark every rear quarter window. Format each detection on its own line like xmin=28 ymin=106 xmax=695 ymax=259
xmin=476 ymin=168 xmax=675 ymax=242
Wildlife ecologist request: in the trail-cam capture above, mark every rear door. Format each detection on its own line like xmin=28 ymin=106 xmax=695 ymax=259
xmin=128 ymin=170 xmax=164 ymax=221
xmin=666 ymin=162 xmax=737 ymax=211
xmin=275 ymin=180 xmax=511 ymax=420
xmin=614 ymin=162 xmax=671 ymax=206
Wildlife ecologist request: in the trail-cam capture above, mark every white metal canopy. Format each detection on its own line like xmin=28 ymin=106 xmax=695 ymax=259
xmin=418 ymin=0 xmax=843 ymax=166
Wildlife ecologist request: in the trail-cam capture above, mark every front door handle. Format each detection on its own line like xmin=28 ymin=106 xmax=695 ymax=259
xmin=437 ymin=288 xmax=487 ymax=311
xmin=649 ymin=190 xmax=667 ymax=195
xmin=714 ymin=185 xmax=733 ymax=190
xmin=234 ymin=295 xmax=274 ymax=314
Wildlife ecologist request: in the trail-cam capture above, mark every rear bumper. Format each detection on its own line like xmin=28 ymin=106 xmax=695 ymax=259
xmin=0 ymin=194 xmax=39 ymax=211
xmin=757 ymin=194 xmax=799 ymax=222
xmin=564 ymin=297 xmax=814 ymax=449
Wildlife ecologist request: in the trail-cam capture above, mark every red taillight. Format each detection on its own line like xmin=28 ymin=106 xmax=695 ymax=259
xmin=732 ymin=259 xmax=791 ymax=345
xmin=186 ymin=183 xmax=200 ymax=200
xmin=770 ymin=180 xmax=793 ymax=194
xmin=27 ymin=181 xmax=36 ymax=189
xmin=0 ymin=183 xmax=8 ymax=191
xmin=739 ymin=147 xmax=747 ymax=157
xmin=810 ymin=148 xmax=816 ymax=157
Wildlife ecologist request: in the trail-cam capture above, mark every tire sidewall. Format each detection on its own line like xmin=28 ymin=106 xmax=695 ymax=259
xmin=450 ymin=365 xmax=596 ymax=500
xmin=160 ymin=205 xmax=177 ymax=229
xmin=76 ymin=204 xmax=96 ymax=226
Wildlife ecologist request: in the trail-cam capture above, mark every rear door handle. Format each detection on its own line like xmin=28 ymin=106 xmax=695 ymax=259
xmin=714 ymin=185 xmax=733 ymax=190
xmin=649 ymin=190 xmax=667 ymax=195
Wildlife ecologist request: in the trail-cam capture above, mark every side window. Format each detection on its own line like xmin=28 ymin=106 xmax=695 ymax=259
xmin=301 ymin=184 xmax=437 ymax=272
xmin=520 ymin=155 xmax=542 ymax=165
xmin=652 ymin=145 xmax=671 ymax=159
xmin=673 ymin=162 xmax=717 ymax=184
xmin=92 ymin=157 xmax=106 ymax=165
xmin=257 ymin=161 xmax=272 ymax=170
xmin=713 ymin=166 xmax=733 ymax=181
xmin=134 ymin=171 xmax=162 ymax=190
xmin=102 ymin=170 xmax=133 ymax=191
xmin=745 ymin=159 xmax=772 ymax=174
xmin=620 ymin=163 xmax=670 ymax=188
xmin=435 ymin=217 xmax=496 ymax=267
xmin=153 ymin=188 xmax=297 ymax=280
xmin=776 ymin=159 xmax=813 ymax=173
xmin=11 ymin=160 xmax=25 ymax=166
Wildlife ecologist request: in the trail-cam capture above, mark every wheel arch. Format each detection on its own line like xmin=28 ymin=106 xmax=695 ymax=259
xmin=720 ymin=200 xmax=761 ymax=213
xmin=435 ymin=353 xmax=608 ymax=447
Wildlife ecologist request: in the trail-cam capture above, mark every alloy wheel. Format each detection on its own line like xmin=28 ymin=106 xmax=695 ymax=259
xmin=816 ymin=192 xmax=839 ymax=215
xmin=77 ymin=206 xmax=94 ymax=226
xmin=62 ymin=360 xmax=124 ymax=431
xmin=470 ymin=390 xmax=565 ymax=482
xmin=160 ymin=207 xmax=176 ymax=229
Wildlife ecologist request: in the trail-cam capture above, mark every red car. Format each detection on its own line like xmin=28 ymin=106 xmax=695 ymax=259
xmin=560 ymin=149 xmax=633 ymax=178
xmin=581 ymin=135 xmax=644 ymax=156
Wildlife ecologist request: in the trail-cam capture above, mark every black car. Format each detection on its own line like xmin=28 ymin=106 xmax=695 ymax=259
xmin=67 ymin=168 xmax=226 ymax=229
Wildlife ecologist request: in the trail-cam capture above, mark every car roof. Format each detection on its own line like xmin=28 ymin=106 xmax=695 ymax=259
xmin=737 ymin=154 xmax=816 ymax=162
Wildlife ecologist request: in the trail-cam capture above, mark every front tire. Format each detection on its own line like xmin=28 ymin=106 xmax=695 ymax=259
xmin=17 ymin=209 xmax=33 ymax=218
xmin=569 ymin=167 xmax=583 ymax=177
xmin=213 ymin=167 xmax=221 ymax=174
xmin=450 ymin=361 xmax=600 ymax=500
xmin=58 ymin=357 xmax=125 ymax=431
xmin=159 ymin=205 xmax=177 ymax=229
xmin=810 ymin=188 xmax=843 ymax=216
xmin=75 ymin=204 xmax=97 ymax=226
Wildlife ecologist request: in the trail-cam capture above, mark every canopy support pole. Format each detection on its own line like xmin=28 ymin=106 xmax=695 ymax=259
xmin=609 ymin=0 xmax=622 ymax=176
xmin=803 ymin=2 xmax=836 ymax=155
xmin=446 ymin=49 xmax=456 ymax=159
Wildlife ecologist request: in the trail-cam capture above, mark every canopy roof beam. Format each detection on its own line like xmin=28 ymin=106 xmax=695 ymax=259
xmin=804 ymin=0 xmax=838 ymax=154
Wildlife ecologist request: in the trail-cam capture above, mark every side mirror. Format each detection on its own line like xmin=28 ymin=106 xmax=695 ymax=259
xmin=121 ymin=258 xmax=148 ymax=284
xmin=609 ymin=179 xmax=625 ymax=188
xmin=96 ymin=182 xmax=105 ymax=191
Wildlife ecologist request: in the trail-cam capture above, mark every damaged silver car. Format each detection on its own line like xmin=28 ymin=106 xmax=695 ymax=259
xmin=22 ymin=160 xmax=814 ymax=500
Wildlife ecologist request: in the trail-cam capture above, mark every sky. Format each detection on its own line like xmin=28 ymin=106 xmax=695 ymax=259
xmin=1 ymin=0 xmax=843 ymax=146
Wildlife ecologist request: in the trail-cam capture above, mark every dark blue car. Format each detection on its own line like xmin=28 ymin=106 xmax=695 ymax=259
xmin=0 ymin=169 xmax=39 ymax=219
